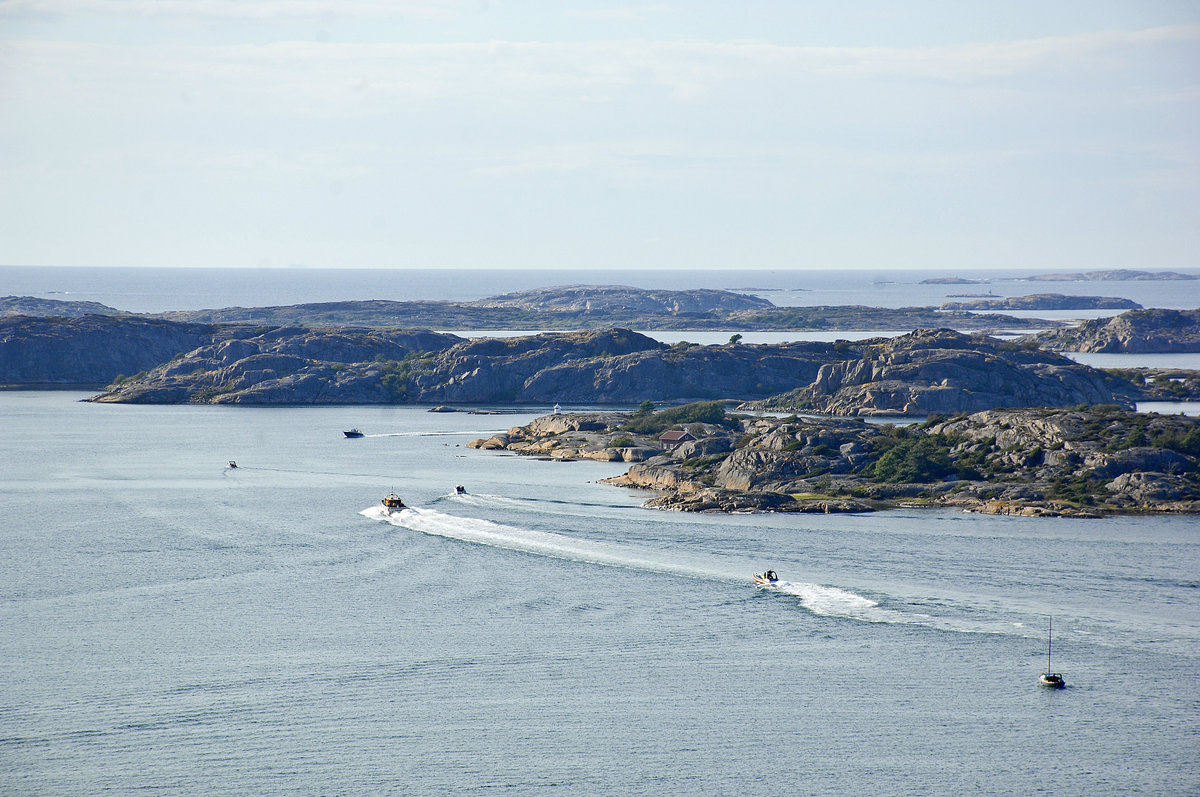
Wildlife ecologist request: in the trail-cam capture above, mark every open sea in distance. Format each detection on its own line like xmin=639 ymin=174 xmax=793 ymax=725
xmin=5 ymin=265 xmax=1199 ymax=367
xmin=4 ymin=264 xmax=1199 ymax=314
xmin=2 ymin=267 xmax=1199 ymax=794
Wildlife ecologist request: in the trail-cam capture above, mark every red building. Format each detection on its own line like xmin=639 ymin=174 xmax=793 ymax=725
xmin=659 ymin=430 xmax=697 ymax=448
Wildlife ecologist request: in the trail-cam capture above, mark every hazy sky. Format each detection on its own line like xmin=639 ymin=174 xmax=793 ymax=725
xmin=1 ymin=1 xmax=1197 ymax=270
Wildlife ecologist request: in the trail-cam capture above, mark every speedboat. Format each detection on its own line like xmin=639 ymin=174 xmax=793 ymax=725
xmin=455 ymin=485 xmax=466 ymax=494
xmin=752 ymin=570 xmax=780 ymax=586
xmin=227 ymin=461 xmax=238 ymax=469
xmin=381 ymin=491 xmax=405 ymax=510
xmin=344 ymin=428 xmax=365 ymax=438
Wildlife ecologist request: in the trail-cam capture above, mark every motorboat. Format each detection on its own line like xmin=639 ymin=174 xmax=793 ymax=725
xmin=455 ymin=485 xmax=466 ymax=494
xmin=227 ymin=461 xmax=238 ymax=469
xmin=344 ymin=428 xmax=365 ymax=438
xmin=381 ymin=491 xmax=406 ymax=510
xmin=752 ymin=570 xmax=779 ymax=586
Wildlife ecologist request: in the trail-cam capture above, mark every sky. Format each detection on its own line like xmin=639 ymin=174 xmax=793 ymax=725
xmin=1 ymin=1 xmax=1197 ymax=270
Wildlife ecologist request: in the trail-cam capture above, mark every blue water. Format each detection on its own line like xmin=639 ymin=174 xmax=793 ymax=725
xmin=3 ymin=391 xmax=1198 ymax=795
xmin=3 ymin=265 xmax=1198 ymax=313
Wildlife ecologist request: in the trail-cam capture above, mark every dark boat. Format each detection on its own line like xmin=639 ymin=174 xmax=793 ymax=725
xmin=1039 ymin=615 xmax=1066 ymax=688
xmin=344 ymin=428 xmax=364 ymax=438
xmin=381 ymin=491 xmax=405 ymax=510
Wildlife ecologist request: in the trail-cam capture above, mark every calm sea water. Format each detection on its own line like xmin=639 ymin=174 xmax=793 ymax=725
xmin=3 ymin=392 xmax=1198 ymax=795
xmin=3 ymin=265 xmax=1198 ymax=314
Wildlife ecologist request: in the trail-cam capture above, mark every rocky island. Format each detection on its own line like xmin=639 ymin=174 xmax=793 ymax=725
xmin=0 ymin=285 xmax=1044 ymax=332
xmin=743 ymin=329 xmax=1128 ymax=416
xmin=0 ymin=314 xmax=216 ymax=387
xmin=1025 ymin=308 xmax=1200 ymax=353
xmin=939 ymin=293 xmax=1140 ymax=311
xmin=0 ymin=295 xmax=126 ymax=318
xmin=471 ymin=402 xmax=1200 ymax=517
xmin=1021 ymin=269 xmax=1197 ymax=282
xmin=81 ymin=326 xmax=1135 ymax=413
xmin=4 ymin=286 xmax=1196 ymax=518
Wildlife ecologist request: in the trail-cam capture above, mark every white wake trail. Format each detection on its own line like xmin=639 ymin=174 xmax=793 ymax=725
xmin=362 ymin=505 xmax=725 ymax=580
xmin=360 ymin=505 xmax=917 ymax=626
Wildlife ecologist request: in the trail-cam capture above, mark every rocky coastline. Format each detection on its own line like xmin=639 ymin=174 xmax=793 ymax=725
xmin=1025 ymin=308 xmax=1200 ymax=353
xmin=4 ymin=289 xmax=1055 ymax=332
xmin=75 ymin=326 xmax=1138 ymax=413
xmin=469 ymin=404 xmax=1200 ymax=518
xmin=5 ymin=287 xmax=1197 ymax=519
xmin=939 ymin=293 xmax=1140 ymax=311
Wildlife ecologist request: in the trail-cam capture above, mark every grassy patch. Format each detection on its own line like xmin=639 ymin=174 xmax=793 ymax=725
xmin=621 ymin=401 xmax=734 ymax=435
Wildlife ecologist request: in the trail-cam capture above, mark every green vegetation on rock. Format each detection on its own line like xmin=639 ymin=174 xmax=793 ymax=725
xmin=621 ymin=401 xmax=733 ymax=434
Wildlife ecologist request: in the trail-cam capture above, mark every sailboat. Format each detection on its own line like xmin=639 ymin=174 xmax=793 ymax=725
xmin=1038 ymin=615 xmax=1066 ymax=688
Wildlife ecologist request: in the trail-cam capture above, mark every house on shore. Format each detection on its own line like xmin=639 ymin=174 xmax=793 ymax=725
xmin=659 ymin=430 xmax=697 ymax=449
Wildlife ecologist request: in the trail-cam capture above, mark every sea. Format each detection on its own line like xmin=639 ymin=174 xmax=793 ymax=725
xmin=2 ymin=266 xmax=1200 ymax=795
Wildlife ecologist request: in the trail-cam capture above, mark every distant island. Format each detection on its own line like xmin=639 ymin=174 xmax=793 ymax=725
xmin=1020 ymin=269 xmax=1197 ymax=282
xmin=919 ymin=269 xmax=1196 ymax=285
xmin=470 ymin=403 xmax=1200 ymax=517
xmin=1 ymin=290 xmax=1194 ymax=407
xmin=0 ymin=295 xmax=129 ymax=318
xmin=939 ymin=293 xmax=1140 ymax=311
xmin=2 ymin=289 xmax=1055 ymax=332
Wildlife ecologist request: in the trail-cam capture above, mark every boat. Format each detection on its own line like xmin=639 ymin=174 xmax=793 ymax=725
xmin=455 ymin=485 xmax=466 ymax=494
xmin=1039 ymin=616 xmax=1066 ymax=688
xmin=344 ymin=428 xmax=364 ymax=438
xmin=752 ymin=570 xmax=780 ymax=586
xmin=381 ymin=491 xmax=406 ymax=510
xmin=227 ymin=461 xmax=238 ymax=469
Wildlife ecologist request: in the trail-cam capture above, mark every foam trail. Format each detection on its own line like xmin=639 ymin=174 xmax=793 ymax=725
xmin=362 ymin=506 xmax=726 ymax=581
xmin=757 ymin=580 xmax=912 ymax=624
xmin=360 ymin=505 xmax=921 ymax=626
xmin=446 ymin=491 xmax=633 ymax=515
xmin=367 ymin=431 xmax=469 ymax=438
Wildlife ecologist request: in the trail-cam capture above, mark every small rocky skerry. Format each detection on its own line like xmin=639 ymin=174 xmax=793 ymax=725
xmin=470 ymin=403 xmax=1200 ymax=517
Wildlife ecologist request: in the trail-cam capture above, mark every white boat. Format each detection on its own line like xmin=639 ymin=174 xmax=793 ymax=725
xmin=1039 ymin=616 xmax=1066 ymax=688
xmin=752 ymin=570 xmax=779 ymax=586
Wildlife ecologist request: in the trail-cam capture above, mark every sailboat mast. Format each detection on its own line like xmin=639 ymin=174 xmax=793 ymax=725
xmin=1047 ymin=615 xmax=1053 ymax=672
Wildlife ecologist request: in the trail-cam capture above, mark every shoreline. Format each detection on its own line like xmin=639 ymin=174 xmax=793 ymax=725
xmin=469 ymin=405 xmax=1200 ymax=519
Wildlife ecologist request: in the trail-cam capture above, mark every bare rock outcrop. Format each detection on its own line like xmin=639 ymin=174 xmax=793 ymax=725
xmin=90 ymin=326 xmax=463 ymax=404
xmin=940 ymin=294 xmax=1139 ymax=311
xmin=753 ymin=329 xmax=1124 ymax=416
xmin=477 ymin=405 xmax=1200 ymax=517
xmin=1 ymin=296 xmax=125 ymax=318
xmin=0 ymin=314 xmax=215 ymax=386
xmin=1025 ymin=308 xmax=1200 ymax=353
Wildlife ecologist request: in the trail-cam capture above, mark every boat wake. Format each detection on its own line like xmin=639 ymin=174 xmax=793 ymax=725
xmin=444 ymin=490 xmax=639 ymax=517
xmin=360 ymin=505 xmax=939 ymax=628
xmin=360 ymin=505 xmax=724 ymax=580
xmin=366 ymin=431 xmax=470 ymax=438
